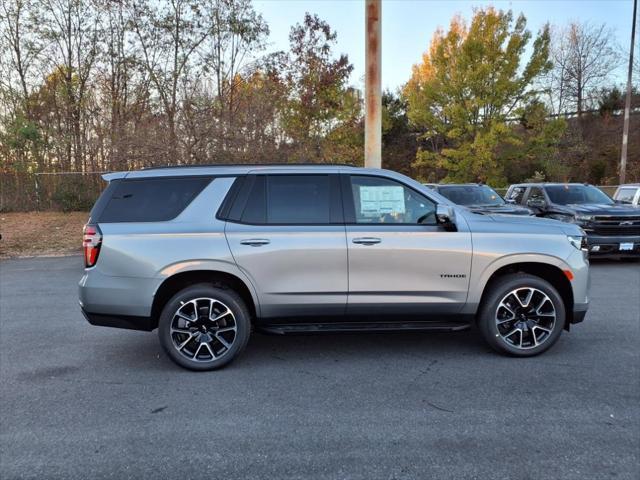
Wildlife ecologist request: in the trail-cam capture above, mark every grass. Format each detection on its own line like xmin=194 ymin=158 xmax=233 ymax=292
xmin=0 ymin=211 xmax=88 ymax=258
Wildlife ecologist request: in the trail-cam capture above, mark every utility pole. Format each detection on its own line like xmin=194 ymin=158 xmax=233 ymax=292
xmin=365 ymin=0 xmax=381 ymax=168
xmin=620 ymin=0 xmax=637 ymax=184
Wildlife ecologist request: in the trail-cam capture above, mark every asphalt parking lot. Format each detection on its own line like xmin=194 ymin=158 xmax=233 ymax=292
xmin=1 ymin=256 xmax=639 ymax=480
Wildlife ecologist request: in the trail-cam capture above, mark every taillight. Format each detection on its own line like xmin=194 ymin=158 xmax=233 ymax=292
xmin=83 ymin=223 xmax=102 ymax=268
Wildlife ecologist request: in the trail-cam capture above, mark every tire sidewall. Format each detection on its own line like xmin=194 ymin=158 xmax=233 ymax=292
xmin=158 ymin=284 xmax=251 ymax=371
xmin=479 ymin=274 xmax=566 ymax=357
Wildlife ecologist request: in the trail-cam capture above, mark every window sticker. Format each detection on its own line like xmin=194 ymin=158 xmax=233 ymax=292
xmin=359 ymin=186 xmax=405 ymax=217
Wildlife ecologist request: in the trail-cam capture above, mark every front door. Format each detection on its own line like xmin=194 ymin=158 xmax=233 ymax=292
xmin=343 ymin=174 xmax=472 ymax=315
xmin=225 ymin=174 xmax=347 ymax=318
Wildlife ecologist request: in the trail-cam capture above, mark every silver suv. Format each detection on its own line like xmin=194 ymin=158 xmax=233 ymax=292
xmin=79 ymin=165 xmax=590 ymax=370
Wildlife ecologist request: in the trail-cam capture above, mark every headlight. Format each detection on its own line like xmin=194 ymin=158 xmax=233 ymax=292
xmin=574 ymin=214 xmax=593 ymax=223
xmin=567 ymin=235 xmax=587 ymax=251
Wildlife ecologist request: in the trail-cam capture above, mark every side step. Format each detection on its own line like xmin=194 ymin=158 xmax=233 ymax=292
xmin=257 ymin=321 xmax=471 ymax=335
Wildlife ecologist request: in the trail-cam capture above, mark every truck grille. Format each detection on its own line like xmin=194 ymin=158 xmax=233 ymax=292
xmin=591 ymin=216 xmax=640 ymax=236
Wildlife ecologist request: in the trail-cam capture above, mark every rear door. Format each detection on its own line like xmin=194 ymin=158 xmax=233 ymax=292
xmin=224 ymin=173 xmax=347 ymax=318
xmin=342 ymin=174 xmax=472 ymax=315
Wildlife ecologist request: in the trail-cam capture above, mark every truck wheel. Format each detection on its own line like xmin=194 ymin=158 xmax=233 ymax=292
xmin=158 ymin=284 xmax=251 ymax=371
xmin=478 ymin=274 xmax=565 ymax=357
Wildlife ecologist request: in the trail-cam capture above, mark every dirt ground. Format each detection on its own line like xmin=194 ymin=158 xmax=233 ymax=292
xmin=0 ymin=212 xmax=88 ymax=258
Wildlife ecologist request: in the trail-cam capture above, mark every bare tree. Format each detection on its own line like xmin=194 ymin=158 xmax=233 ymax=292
xmin=549 ymin=22 xmax=621 ymax=115
xmin=201 ymin=0 xmax=269 ymax=152
xmin=130 ymin=0 xmax=211 ymax=162
xmin=0 ymin=0 xmax=41 ymax=110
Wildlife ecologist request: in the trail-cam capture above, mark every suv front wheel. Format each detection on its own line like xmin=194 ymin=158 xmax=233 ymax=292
xmin=478 ymin=274 xmax=565 ymax=357
xmin=158 ymin=284 xmax=251 ymax=371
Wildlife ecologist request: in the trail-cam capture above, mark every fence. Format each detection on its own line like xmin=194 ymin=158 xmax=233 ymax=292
xmin=0 ymin=171 xmax=106 ymax=212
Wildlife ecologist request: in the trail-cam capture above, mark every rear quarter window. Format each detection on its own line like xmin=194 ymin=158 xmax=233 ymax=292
xmin=95 ymin=177 xmax=211 ymax=223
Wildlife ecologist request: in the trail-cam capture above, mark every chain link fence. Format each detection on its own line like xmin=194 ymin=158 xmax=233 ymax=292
xmin=0 ymin=172 xmax=107 ymax=212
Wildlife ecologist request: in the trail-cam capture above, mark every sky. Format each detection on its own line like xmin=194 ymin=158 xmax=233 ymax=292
xmin=253 ymin=0 xmax=638 ymax=91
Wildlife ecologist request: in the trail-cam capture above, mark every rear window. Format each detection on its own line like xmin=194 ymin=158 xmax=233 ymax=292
xmin=615 ymin=187 xmax=638 ymax=203
xmin=437 ymin=185 xmax=504 ymax=206
xmin=96 ymin=177 xmax=211 ymax=223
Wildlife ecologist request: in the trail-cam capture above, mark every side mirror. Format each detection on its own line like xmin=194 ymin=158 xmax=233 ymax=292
xmin=527 ymin=198 xmax=546 ymax=209
xmin=436 ymin=205 xmax=457 ymax=231
xmin=504 ymin=198 xmax=516 ymax=204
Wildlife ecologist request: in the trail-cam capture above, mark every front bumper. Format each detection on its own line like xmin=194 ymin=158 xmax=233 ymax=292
xmin=585 ymin=234 xmax=640 ymax=256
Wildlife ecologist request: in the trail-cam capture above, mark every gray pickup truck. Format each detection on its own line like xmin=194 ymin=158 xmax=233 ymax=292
xmin=79 ymin=165 xmax=589 ymax=370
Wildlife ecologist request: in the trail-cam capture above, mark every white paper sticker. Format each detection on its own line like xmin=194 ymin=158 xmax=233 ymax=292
xmin=359 ymin=186 xmax=405 ymax=217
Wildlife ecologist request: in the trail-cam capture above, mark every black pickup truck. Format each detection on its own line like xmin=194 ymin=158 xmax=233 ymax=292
xmin=506 ymin=183 xmax=640 ymax=257
xmin=425 ymin=183 xmax=534 ymax=216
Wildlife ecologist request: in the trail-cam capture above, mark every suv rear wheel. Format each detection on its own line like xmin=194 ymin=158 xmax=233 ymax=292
xmin=158 ymin=284 xmax=251 ymax=371
xmin=478 ymin=274 xmax=565 ymax=357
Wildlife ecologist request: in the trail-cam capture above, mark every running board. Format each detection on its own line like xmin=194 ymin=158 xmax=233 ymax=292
xmin=257 ymin=321 xmax=471 ymax=335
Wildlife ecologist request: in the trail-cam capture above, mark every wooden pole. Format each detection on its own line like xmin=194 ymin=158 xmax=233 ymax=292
xmin=365 ymin=0 xmax=382 ymax=168
xmin=620 ymin=0 xmax=637 ymax=184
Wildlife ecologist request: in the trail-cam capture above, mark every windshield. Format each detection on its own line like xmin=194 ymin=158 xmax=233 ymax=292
xmin=437 ymin=185 xmax=505 ymax=206
xmin=545 ymin=185 xmax=614 ymax=205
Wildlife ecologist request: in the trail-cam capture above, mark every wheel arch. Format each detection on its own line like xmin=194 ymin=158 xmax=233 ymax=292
xmin=151 ymin=266 xmax=259 ymax=329
xmin=478 ymin=261 xmax=574 ymax=329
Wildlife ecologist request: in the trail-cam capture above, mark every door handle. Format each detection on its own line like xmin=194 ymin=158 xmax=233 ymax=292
xmin=352 ymin=237 xmax=381 ymax=245
xmin=240 ymin=238 xmax=270 ymax=247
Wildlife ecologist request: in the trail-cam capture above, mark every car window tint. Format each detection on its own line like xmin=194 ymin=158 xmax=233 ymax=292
xmin=241 ymin=176 xmax=266 ymax=224
xmin=350 ymin=176 xmax=436 ymax=224
xmin=98 ymin=177 xmax=211 ymax=222
xmin=266 ymin=175 xmax=331 ymax=224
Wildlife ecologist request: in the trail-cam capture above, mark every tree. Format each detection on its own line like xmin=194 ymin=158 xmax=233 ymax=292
xmin=130 ymin=0 xmax=211 ymax=162
xmin=404 ymin=8 xmax=553 ymax=184
xmin=202 ymin=0 xmax=269 ymax=149
xmin=547 ymin=22 xmax=621 ymax=115
xmin=282 ymin=13 xmax=356 ymax=161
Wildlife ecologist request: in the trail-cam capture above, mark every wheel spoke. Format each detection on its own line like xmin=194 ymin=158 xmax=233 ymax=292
xmin=516 ymin=288 xmax=534 ymax=308
xmin=203 ymin=342 xmax=216 ymax=359
xmin=497 ymin=302 xmax=516 ymax=323
xmin=176 ymin=312 xmax=194 ymax=323
xmin=216 ymin=326 xmax=236 ymax=334
xmin=178 ymin=334 xmax=194 ymax=351
xmin=193 ymin=342 xmax=203 ymax=359
xmin=216 ymin=334 xmax=231 ymax=349
xmin=211 ymin=307 xmax=233 ymax=323
xmin=171 ymin=327 xmax=192 ymax=335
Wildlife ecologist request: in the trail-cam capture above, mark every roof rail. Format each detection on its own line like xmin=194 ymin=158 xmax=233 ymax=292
xmin=142 ymin=162 xmax=358 ymax=170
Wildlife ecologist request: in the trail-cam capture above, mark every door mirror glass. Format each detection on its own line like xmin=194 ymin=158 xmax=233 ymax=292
xmin=436 ymin=204 xmax=456 ymax=230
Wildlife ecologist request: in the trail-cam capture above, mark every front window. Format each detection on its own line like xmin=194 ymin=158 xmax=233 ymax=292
xmin=545 ymin=185 xmax=614 ymax=205
xmin=350 ymin=176 xmax=436 ymax=224
xmin=437 ymin=185 xmax=505 ymax=206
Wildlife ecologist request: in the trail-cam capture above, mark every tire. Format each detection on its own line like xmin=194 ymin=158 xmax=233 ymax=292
xmin=477 ymin=274 xmax=565 ymax=357
xmin=158 ymin=284 xmax=251 ymax=371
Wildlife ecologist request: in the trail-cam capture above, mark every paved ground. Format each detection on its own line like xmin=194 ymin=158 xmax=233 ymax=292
xmin=1 ymin=256 xmax=639 ymax=480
